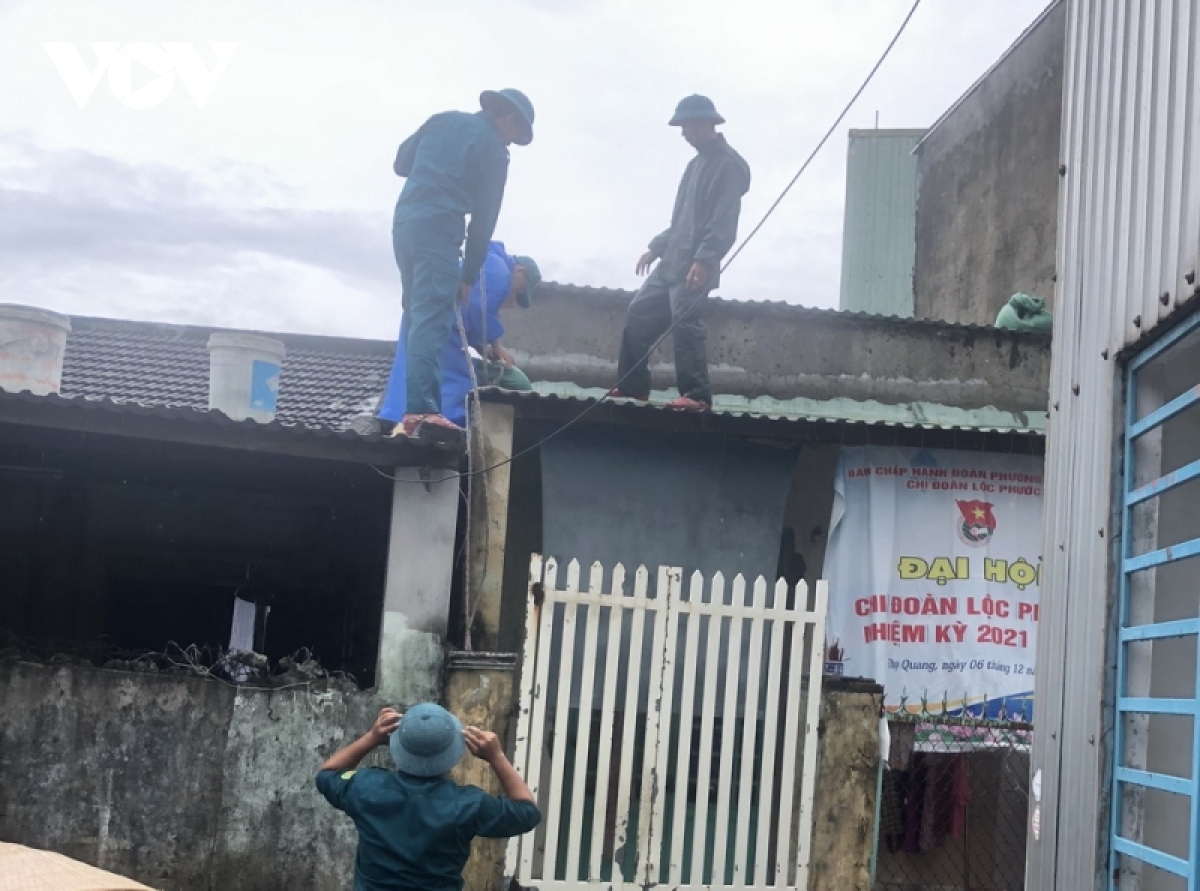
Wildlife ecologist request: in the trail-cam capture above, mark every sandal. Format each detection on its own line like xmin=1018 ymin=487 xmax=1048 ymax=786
xmin=664 ymin=396 xmax=711 ymax=412
xmin=389 ymin=413 xmax=466 ymax=446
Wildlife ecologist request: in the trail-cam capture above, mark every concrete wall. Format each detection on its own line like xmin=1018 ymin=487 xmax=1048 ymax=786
xmin=809 ymin=679 xmax=884 ymax=891
xmin=913 ymin=1 xmax=1065 ymax=326
xmin=467 ymin=404 xmax=516 ymax=654
xmin=376 ymin=468 xmax=459 ymax=704
xmin=539 ymin=426 xmax=798 ymax=583
xmin=0 ymin=659 xmax=883 ymax=891
xmin=0 ymin=660 xmax=395 ymax=891
xmin=502 ymin=285 xmax=1051 ymax=413
xmin=444 ymin=654 xmax=518 ymax=891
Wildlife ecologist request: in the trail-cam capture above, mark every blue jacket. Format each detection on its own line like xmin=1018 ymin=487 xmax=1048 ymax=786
xmin=393 ymin=110 xmax=510 ymax=286
xmin=379 ymin=241 xmax=517 ymax=425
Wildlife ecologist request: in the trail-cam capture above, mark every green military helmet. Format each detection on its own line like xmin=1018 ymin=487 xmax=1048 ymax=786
xmin=668 ymin=94 xmax=726 ymax=127
xmin=480 ymin=88 xmax=535 ymax=145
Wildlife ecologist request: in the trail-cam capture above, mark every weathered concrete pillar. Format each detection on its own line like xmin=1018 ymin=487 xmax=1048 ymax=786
xmin=466 ymin=403 xmax=515 ymax=652
xmin=809 ymin=677 xmax=883 ymax=891
xmin=444 ymin=652 xmax=518 ymax=891
xmin=376 ymin=468 xmax=459 ymax=704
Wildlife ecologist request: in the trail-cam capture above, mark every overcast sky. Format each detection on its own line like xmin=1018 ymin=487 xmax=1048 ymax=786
xmin=0 ymin=0 xmax=1052 ymax=340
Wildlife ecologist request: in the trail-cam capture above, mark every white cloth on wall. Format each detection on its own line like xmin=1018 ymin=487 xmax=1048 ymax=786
xmin=229 ymin=597 xmax=256 ymax=652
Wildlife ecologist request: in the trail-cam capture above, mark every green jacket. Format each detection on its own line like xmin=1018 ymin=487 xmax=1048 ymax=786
xmin=392 ymin=111 xmax=510 ymax=286
xmin=316 ymin=767 xmax=540 ymax=891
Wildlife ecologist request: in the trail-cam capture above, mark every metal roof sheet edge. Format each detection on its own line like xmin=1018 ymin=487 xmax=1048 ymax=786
xmin=0 ymin=388 xmax=461 ymax=464
xmin=479 ymin=387 xmax=1047 ymax=436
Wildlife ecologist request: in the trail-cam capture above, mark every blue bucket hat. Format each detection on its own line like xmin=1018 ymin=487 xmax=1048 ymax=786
xmin=389 ymin=703 xmax=464 ymax=777
xmin=512 ymin=255 xmax=541 ymax=309
xmin=480 ymin=88 xmax=535 ymax=146
xmin=668 ymin=94 xmax=725 ymax=127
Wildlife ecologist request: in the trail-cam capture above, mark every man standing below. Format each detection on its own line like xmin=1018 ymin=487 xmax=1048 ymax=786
xmin=378 ymin=241 xmax=540 ymax=429
xmin=316 ymin=703 xmax=540 ymax=891
xmin=613 ymin=95 xmax=750 ymax=411
xmin=387 ymin=88 xmax=535 ymax=444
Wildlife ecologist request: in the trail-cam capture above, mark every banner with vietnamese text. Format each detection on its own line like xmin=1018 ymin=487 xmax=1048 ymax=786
xmin=823 ymin=446 xmax=1044 ymax=719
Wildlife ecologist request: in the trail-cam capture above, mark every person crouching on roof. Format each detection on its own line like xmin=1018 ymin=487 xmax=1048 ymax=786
xmin=379 ymin=242 xmax=540 ymax=431
xmin=316 ymin=703 xmax=541 ymax=891
xmin=385 ymin=88 xmax=535 ymax=446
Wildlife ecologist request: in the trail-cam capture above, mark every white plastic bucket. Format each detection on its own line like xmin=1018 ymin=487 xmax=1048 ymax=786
xmin=206 ymin=333 xmax=286 ymax=423
xmin=0 ymin=304 xmax=72 ymax=396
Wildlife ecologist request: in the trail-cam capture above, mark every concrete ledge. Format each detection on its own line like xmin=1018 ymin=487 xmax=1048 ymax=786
xmin=503 ymin=284 xmax=1050 ymax=412
xmin=823 ymin=675 xmax=886 ymax=695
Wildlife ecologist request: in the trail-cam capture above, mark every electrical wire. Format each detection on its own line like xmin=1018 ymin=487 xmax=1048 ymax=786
xmin=370 ymin=0 xmax=922 ymax=485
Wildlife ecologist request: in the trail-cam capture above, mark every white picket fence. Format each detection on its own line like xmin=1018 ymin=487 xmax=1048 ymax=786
xmin=506 ymin=555 xmax=829 ymax=891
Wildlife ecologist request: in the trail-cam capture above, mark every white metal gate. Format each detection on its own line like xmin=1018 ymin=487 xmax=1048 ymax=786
xmin=507 ymin=555 xmax=829 ymax=891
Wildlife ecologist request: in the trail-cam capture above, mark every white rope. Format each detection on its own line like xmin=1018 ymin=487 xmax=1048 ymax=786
xmin=456 ymin=269 xmax=487 ymax=650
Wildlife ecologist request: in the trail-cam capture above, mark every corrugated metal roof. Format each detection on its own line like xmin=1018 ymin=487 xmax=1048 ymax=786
xmin=486 ymin=382 xmax=1047 ymax=434
xmin=0 ymin=388 xmax=458 ymax=465
xmin=839 ymin=129 xmax=924 ymax=317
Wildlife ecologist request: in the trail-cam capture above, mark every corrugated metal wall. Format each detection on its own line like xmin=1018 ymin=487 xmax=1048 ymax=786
xmin=1032 ymin=0 xmax=1200 ymax=888
xmin=837 ymin=129 xmax=925 ymax=317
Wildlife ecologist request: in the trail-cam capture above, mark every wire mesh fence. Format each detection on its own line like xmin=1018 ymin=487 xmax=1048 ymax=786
xmin=874 ymin=716 xmax=1032 ymax=891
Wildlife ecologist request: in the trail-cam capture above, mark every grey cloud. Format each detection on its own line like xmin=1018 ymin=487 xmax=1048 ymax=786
xmin=0 ymin=0 xmax=1052 ymax=336
xmin=0 ymin=135 xmax=396 ymax=288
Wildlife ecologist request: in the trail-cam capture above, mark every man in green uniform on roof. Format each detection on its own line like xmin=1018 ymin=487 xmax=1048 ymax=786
xmin=384 ymin=88 xmax=535 ymax=445
xmin=611 ymin=94 xmax=751 ymax=412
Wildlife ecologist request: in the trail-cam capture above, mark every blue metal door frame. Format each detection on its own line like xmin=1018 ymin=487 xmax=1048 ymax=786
xmin=1110 ymin=308 xmax=1200 ymax=888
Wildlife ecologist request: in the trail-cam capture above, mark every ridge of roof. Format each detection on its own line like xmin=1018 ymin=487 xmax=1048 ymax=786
xmin=531 ymin=281 xmax=1051 ymax=337
xmin=60 ymin=282 xmax=1054 ymax=342
xmin=66 ymin=314 xmax=396 ymax=356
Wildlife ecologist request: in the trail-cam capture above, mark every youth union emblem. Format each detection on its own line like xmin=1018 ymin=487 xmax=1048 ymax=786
xmin=956 ymin=499 xmax=997 ymax=546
